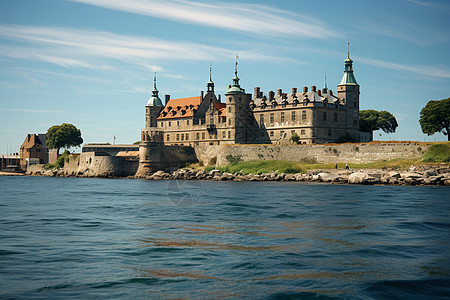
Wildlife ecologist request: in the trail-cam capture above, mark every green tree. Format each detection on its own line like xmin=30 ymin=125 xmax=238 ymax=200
xmin=290 ymin=132 xmax=300 ymax=144
xmin=359 ymin=109 xmax=398 ymax=139
xmin=46 ymin=123 xmax=83 ymax=155
xmin=419 ymin=98 xmax=450 ymax=141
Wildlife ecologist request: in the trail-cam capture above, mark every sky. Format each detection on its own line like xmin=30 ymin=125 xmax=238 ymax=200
xmin=1 ymin=0 xmax=450 ymax=154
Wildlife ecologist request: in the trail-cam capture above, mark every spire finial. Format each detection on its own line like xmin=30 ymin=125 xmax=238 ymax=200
xmin=347 ymin=39 xmax=350 ymax=58
xmin=209 ymin=64 xmax=212 ymax=82
xmin=324 ymin=73 xmax=327 ymax=89
xmin=235 ymin=54 xmax=239 ymax=76
xmin=153 ymin=71 xmax=157 ymax=89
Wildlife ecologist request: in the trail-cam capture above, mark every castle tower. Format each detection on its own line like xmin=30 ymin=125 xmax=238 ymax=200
xmin=145 ymin=72 xmax=164 ymax=128
xmin=225 ymin=57 xmax=251 ymax=144
xmin=337 ymin=42 xmax=360 ymax=142
xmin=136 ymin=73 xmax=165 ymax=177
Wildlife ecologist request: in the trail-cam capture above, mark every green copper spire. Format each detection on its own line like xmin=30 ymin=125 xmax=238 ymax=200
xmin=147 ymin=72 xmax=163 ymax=106
xmin=340 ymin=41 xmax=358 ymax=85
xmin=227 ymin=54 xmax=245 ymax=94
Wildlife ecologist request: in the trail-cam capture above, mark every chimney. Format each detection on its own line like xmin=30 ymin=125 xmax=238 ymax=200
xmin=201 ymin=91 xmax=204 ymax=101
xmin=254 ymin=87 xmax=260 ymax=98
xmin=277 ymin=89 xmax=282 ymax=96
xmin=311 ymin=86 xmax=316 ymax=92
xmin=218 ymin=94 xmax=221 ymax=102
xmin=303 ymin=86 xmax=308 ymax=93
xmin=317 ymin=90 xmax=321 ymax=96
xmin=269 ymin=91 xmax=274 ymax=101
xmin=292 ymin=87 xmax=297 ymax=94
xmin=329 ymin=90 xmax=333 ymax=96
xmin=165 ymin=94 xmax=170 ymax=106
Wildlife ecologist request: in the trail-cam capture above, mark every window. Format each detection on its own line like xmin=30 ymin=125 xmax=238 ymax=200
xmin=177 ymin=121 xmax=180 ymax=127
xmin=260 ymin=114 xmax=264 ymax=126
xmin=301 ymin=129 xmax=305 ymax=135
xmin=228 ymin=107 xmax=232 ymax=112
xmin=270 ymin=131 xmax=274 ymax=137
xmin=176 ymin=134 xmax=179 ymax=141
xmin=187 ymin=120 xmax=189 ymax=126
xmin=323 ymin=112 xmax=327 ymax=121
xmin=222 ymin=131 xmax=226 ymax=138
xmin=291 ymin=130 xmax=295 ymax=136
xmin=281 ymin=112 xmax=285 ymax=122
xmin=210 ymin=117 xmax=214 ymax=124
xmin=181 ymin=134 xmax=184 ymax=141
xmin=160 ymin=122 xmax=163 ymax=127
xmin=334 ymin=112 xmax=338 ymax=122
xmin=270 ymin=113 xmax=274 ymax=124
xmin=302 ymin=110 xmax=306 ymax=121
xmin=196 ymin=132 xmax=200 ymax=140
xmin=228 ymin=119 xmax=231 ymax=126
xmin=186 ymin=133 xmax=189 ymax=140
xmin=291 ymin=111 xmax=296 ymax=121
xmin=228 ymin=131 xmax=231 ymax=139
xmin=167 ymin=134 xmax=170 ymax=141
xmin=202 ymin=132 xmax=205 ymax=139
xmin=168 ymin=121 xmax=171 ymax=127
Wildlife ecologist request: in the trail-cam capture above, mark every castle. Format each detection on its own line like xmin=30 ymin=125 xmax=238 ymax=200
xmin=138 ymin=51 xmax=360 ymax=172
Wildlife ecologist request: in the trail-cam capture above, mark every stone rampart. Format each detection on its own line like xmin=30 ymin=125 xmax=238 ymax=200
xmin=195 ymin=142 xmax=429 ymax=167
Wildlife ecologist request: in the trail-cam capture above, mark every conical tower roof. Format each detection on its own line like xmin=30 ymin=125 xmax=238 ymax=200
xmin=147 ymin=72 xmax=164 ymax=106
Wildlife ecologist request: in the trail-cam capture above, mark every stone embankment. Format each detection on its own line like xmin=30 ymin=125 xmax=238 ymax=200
xmin=137 ymin=165 xmax=450 ymax=186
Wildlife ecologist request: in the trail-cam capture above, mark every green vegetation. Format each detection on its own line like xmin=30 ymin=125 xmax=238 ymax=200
xmin=290 ymin=133 xmax=300 ymax=144
xmin=360 ymin=109 xmax=398 ymax=136
xmin=419 ymin=98 xmax=450 ymax=141
xmin=225 ymin=154 xmax=242 ymax=165
xmin=46 ymin=123 xmax=83 ymax=155
xmin=43 ymin=150 xmax=70 ymax=170
xmin=218 ymin=160 xmax=304 ymax=174
xmin=422 ymin=143 xmax=450 ymax=162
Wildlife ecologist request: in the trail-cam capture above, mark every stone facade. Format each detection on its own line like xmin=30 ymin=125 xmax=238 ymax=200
xmin=138 ymin=54 xmax=362 ymax=174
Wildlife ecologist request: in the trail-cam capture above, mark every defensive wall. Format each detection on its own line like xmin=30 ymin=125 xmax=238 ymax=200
xmin=26 ymin=152 xmax=139 ymax=177
xmin=194 ymin=142 xmax=429 ymax=167
xmin=26 ymin=142 xmax=430 ymax=177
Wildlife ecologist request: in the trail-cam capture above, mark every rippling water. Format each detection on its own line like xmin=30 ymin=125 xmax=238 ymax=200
xmin=0 ymin=176 xmax=449 ymax=299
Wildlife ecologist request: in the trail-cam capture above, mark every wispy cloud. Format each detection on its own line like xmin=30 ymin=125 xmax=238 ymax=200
xmin=0 ymin=24 xmax=279 ymax=70
xmin=406 ymin=0 xmax=450 ymax=10
xmin=69 ymin=0 xmax=339 ymax=39
xmin=1 ymin=108 xmax=66 ymax=113
xmin=358 ymin=56 xmax=450 ymax=79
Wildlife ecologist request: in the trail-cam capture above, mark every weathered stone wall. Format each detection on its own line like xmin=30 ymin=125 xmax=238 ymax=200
xmin=26 ymin=152 xmax=138 ymax=177
xmin=195 ymin=142 xmax=429 ymax=167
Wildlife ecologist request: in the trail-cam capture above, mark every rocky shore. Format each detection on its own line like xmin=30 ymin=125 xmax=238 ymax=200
xmin=136 ymin=165 xmax=450 ymax=186
xmin=25 ymin=165 xmax=450 ymax=186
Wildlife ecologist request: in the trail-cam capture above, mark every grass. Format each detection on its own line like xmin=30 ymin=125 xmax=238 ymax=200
xmin=422 ymin=143 xmax=450 ymax=162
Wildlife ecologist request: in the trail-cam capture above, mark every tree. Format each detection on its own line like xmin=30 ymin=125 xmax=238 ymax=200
xmin=359 ymin=109 xmax=398 ymax=139
xmin=290 ymin=132 xmax=300 ymax=144
xmin=419 ymin=98 xmax=450 ymax=141
xmin=46 ymin=123 xmax=83 ymax=155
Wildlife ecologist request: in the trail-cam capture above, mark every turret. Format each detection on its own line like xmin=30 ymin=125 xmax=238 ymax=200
xmin=225 ymin=56 xmax=251 ymax=143
xmin=145 ymin=72 xmax=164 ymax=128
xmin=337 ymin=41 xmax=360 ymax=142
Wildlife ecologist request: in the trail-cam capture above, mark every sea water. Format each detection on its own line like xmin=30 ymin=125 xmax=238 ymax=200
xmin=0 ymin=176 xmax=449 ymax=299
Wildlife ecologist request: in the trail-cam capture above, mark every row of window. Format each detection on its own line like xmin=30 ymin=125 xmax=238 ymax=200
xmin=167 ymin=131 xmax=232 ymax=141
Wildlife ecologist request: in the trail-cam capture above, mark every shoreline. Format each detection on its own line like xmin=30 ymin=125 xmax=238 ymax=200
xmin=21 ymin=165 xmax=450 ymax=186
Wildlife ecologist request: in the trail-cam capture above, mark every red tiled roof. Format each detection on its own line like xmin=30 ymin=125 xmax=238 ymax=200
xmin=157 ymin=96 xmax=201 ymax=120
xmin=214 ymin=102 xmax=227 ymax=116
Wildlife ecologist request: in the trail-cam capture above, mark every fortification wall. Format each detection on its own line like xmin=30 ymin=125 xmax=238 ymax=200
xmin=26 ymin=152 xmax=138 ymax=177
xmin=195 ymin=142 xmax=429 ymax=167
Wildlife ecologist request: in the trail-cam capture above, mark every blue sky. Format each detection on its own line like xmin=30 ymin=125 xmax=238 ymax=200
xmin=1 ymin=0 xmax=450 ymax=154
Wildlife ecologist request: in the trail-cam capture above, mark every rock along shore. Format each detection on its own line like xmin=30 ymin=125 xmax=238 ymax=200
xmin=26 ymin=165 xmax=450 ymax=186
